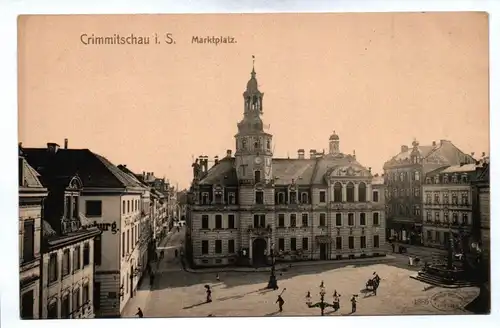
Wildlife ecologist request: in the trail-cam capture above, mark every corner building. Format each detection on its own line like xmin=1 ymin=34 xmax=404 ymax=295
xmin=188 ymin=65 xmax=386 ymax=267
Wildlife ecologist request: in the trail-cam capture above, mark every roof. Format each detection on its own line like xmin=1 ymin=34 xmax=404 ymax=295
xmin=198 ymin=151 xmax=369 ymax=187
xmin=439 ymin=164 xmax=478 ymax=174
xmin=384 ymin=140 xmax=475 ymax=170
xmin=19 ymin=157 xmax=47 ymax=191
xmin=22 ymin=148 xmax=144 ymax=190
xmin=117 ymin=165 xmax=149 ymax=189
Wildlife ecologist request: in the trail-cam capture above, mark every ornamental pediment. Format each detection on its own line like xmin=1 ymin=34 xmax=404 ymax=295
xmin=327 ymin=165 xmax=369 ymax=178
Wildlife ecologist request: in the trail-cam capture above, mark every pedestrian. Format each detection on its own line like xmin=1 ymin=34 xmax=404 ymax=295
xmin=216 ymin=273 xmax=220 ymax=282
xmin=391 ymin=243 xmax=395 ymax=253
xmin=276 ymin=294 xmax=285 ymax=312
xmin=205 ymin=285 xmax=212 ymax=303
xmin=175 ymin=249 xmax=178 ymax=258
xmin=177 ymin=226 xmax=180 ymax=232
xmin=351 ymin=295 xmax=357 ymax=313
xmin=136 ymin=307 xmax=144 ymax=318
xmin=333 ymin=290 xmax=341 ymax=311
xmin=149 ymin=272 xmax=155 ymax=288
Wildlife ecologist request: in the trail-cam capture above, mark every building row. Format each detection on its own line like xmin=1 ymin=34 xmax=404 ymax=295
xmin=185 ymin=65 xmax=388 ymax=268
xmin=19 ymin=140 xmax=176 ymax=319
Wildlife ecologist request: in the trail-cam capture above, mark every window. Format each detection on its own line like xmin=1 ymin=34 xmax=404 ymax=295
xmin=73 ymin=246 xmax=80 ymax=272
xmin=215 ymin=240 xmax=222 ymax=254
xmin=372 ymin=191 xmax=379 ymax=202
xmin=374 ymin=235 xmax=380 ymax=248
xmin=126 ymin=230 xmax=130 ymax=254
xmin=346 ymin=183 xmax=354 ymax=202
xmin=289 ymin=191 xmax=297 ymax=204
xmin=278 ymin=214 xmax=285 ymax=227
xmin=414 ymin=206 xmax=421 ymax=216
xmin=358 ymin=182 xmax=367 ymax=202
xmin=121 ymin=232 xmax=125 ymax=257
xmin=453 ymin=213 xmax=458 ymax=224
xmin=360 ymin=236 xmax=366 ymax=249
xmin=348 ymin=236 xmax=354 ymax=249
xmin=336 ymin=213 xmax=342 ymax=226
xmin=336 ymin=236 xmax=342 ymax=249
xmin=127 ymin=200 xmax=130 ymax=213
xmin=462 ymin=213 xmax=468 ymax=225
xmin=201 ymin=192 xmax=209 ymax=205
xmin=301 ymin=213 xmax=308 ymax=227
xmin=62 ymin=249 xmax=70 ymax=277
xmin=348 ymin=213 xmax=354 ymax=226
xmin=426 ymin=211 xmax=432 ymax=222
xmin=85 ymin=200 xmax=102 ymax=217
xmin=414 ymin=188 xmax=420 ymax=197
xmin=201 ymin=215 xmax=209 ymax=229
xmin=253 ymin=214 xmax=265 ymax=228
xmin=319 ymin=213 xmax=326 ymax=227
xmin=122 ymin=200 xmax=126 ymax=214
xmin=214 ymin=191 xmax=223 ymax=204
xmin=201 ymin=240 xmax=209 ymax=254
xmin=83 ymin=242 xmax=90 ymax=267
xmin=444 ymin=211 xmax=449 ymax=223
xmin=443 ymin=175 xmax=449 ymax=184
xmin=452 ymin=174 xmax=458 ymax=184
xmin=254 ymin=170 xmax=261 ymax=183
xmin=22 ymin=220 xmax=35 ymax=262
xmin=333 ymin=183 xmax=342 ymax=202
xmin=73 ymin=288 xmax=80 ymax=313
xmin=400 ymin=172 xmax=404 ymax=181
xmin=228 ymin=192 xmax=236 ymax=204
xmin=49 ymin=253 xmax=58 ymax=283
xmin=360 ymin=213 xmax=366 ymax=226
xmin=319 ymin=191 xmax=326 ymax=203
xmin=461 ymin=175 xmax=468 ymax=183
xmin=255 ymin=191 xmax=264 ymax=204
xmin=215 ymin=215 xmax=222 ymax=229
xmin=290 ymin=238 xmax=296 ymax=251
xmin=228 ymin=215 xmax=235 ymax=229
xmin=426 ymin=194 xmax=432 ymax=204
xmin=94 ymin=235 xmax=102 ymax=265
xmin=290 ymin=214 xmax=296 ymax=227
xmin=61 ymin=294 xmax=70 ymax=318
xmin=415 ymin=171 xmax=420 ymax=181
xmin=434 ymin=176 xmax=440 ymax=184
xmin=47 ymin=300 xmax=58 ymax=319
xmin=277 ymin=192 xmax=285 ymax=204
xmin=302 ymin=238 xmax=309 ymax=250
xmin=373 ymin=212 xmax=379 ymax=225
xmin=83 ymin=283 xmax=89 ymax=305
xmin=435 ymin=212 xmax=440 ymax=221
xmin=461 ymin=193 xmax=469 ymax=205
xmin=94 ymin=282 xmax=101 ymax=311
xmin=228 ymin=240 xmax=235 ymax=253
xmin=426 ymin=230 xmax=432 ymax=242
xmin=434 ymin=193 xmax=440 ymax=204
xmin=21 ymin=290 xmax=34 ymax=319
xmin=301 ymin=192 xmax=308 ymax=204
xmin=278 ymin=238 xmax=285 ymax=251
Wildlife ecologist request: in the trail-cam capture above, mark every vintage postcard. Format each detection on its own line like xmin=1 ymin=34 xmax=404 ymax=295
xmin=17 ymin=12 xmax=490 ymax=319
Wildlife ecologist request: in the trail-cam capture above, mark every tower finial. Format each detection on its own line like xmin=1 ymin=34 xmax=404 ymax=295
xmin=252 ymin=55 xmax=256 ymax=75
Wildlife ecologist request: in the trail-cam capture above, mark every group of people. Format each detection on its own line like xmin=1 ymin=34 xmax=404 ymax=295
xmin=365 ymin=272 xmax=381 ymax=296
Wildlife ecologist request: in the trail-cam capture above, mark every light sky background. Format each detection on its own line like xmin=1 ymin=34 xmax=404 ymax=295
xmin=18 ymin=12 xmax=489 ymax=189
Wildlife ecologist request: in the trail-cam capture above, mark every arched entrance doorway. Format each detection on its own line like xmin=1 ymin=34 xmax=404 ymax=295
xmin=252 ymin=238 xmax=267 ymax=267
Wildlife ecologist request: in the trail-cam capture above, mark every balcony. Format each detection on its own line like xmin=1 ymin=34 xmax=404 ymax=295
xmin=248 ymin=224 xmax=272 ymax=236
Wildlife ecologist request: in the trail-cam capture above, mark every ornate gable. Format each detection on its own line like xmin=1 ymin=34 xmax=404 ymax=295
xmin=326 ymin=164 xmax=370 ymax=178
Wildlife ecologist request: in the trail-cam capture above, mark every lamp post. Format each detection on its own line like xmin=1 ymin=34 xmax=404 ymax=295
xmin=444 ymin=207 xmax=454 ymax=270
xmin=267 ymin=242 xmax=278 ymax=290
xmin=305 ymin=281 xmax=335 ymax=316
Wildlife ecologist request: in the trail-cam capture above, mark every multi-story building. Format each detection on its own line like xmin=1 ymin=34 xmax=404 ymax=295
xmin=187 ymin=64 xmax=386 ymax=267
xmin=23 ymin=141 xmax=149 ymax=318
xmin=371 ymin=174 xmax=386 ymax=242
xmin=421 ymin=164 xmax=478 ymax=249
xmin=19 ymin=150 xmax=48 ymax=319
xmin=383 ymin=139 xmax=476 ymax=244
xmin=38 ymin=172 xmax=101 ymax=319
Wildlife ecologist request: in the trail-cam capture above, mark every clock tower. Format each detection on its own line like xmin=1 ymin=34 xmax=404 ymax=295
xmin=234 ymin=59 xmax=273 ymax=184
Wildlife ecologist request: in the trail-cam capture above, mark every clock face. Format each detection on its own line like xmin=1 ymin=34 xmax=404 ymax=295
xmin=254 ymin=157 xmax=262 ymax=165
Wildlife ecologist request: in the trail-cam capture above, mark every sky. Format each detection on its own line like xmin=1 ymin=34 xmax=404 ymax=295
xmin=17 ymin=12 xmax=489 ymax=189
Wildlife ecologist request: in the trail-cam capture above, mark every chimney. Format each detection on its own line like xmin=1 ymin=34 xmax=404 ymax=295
xmin=432 ymin=141 xmax=436 ymax=148
xmin=482 ymin=152 xmax=486 ymax=158
xmin=152 ymin=172 xmax=155 ymax=178
xmin=226 ymin=149 xmax=232 ymax=158
xmin=309 ymin=149 xmax=316 ymax=159
xmin=401 ymin=145 xmax=409 ymax=153
xmin=142 ymin=171 xmax=146 ymax=180
xmin=298 ymin=149 xmax=305 ymax=159
xmin=353 ymin=150 xmax=356 ymax=160
xmin=440 ymin=139 xmax=448 ymax=146
xmin=214 ymin=156 xmax=219 ymax=165
xmin=47 ymin=142 xmax=60 ymax=154
xmin=64 ymin=138 xmax=68 ymax=149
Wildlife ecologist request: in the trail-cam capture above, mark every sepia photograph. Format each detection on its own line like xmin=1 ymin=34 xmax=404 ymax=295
xmin=15 ymin=10 xmax=490 ymax=321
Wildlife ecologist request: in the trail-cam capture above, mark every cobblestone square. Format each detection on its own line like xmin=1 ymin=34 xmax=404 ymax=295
xmin=142 ymin=262 xmax=479 ymax=317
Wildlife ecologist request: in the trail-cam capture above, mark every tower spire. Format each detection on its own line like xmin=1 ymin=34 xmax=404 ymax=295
xmin=252 ymin=55 xmax=256 ymax=76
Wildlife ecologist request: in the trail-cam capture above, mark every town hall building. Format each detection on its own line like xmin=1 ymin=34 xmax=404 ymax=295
xmin=186 ymin=63 xmax=386 ymax=267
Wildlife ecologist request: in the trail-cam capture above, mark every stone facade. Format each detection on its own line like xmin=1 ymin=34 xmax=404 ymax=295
xmin=187 ymin=64 xmax=386 ymax=267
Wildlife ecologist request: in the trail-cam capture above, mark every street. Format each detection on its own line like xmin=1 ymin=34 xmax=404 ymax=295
xmin=121 ymin=229 xmax=479 ymax=317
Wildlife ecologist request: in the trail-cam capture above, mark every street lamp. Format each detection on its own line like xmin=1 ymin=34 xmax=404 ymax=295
xmin=267 ymin=242 xmax=278 ymax=290
xmin=444 ymin=207 xmax=454 ymax=270
xmin=305 ymin=281 xmax=336 ymax=316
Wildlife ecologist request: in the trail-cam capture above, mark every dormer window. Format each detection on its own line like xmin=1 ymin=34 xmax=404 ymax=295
xmin=461 ymin=175 xmax=468 ymax=183
xmin=443 ymin=175 xmax=449 ymax=183
xmin=434 ymin=176 xmax=439 ymax=184
xmin=300 ymin=192 xmax=308 ymax=204
xmin=277 ymin=192 xmax=285 ymax=204
xmin=214 ymin=190 xmax=223 ymax=204
xmin=425 ymin=177 xmax=431 ymax=184
xmin=228 ymin=192 xmax=236 ymax=205
xmin=201 ymin=192 xmax=209 ymax=205
xmin=289 ymin=191 xmax=297 ymax=204
xmin=452 ymin=174 xmax=458 ymax=184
